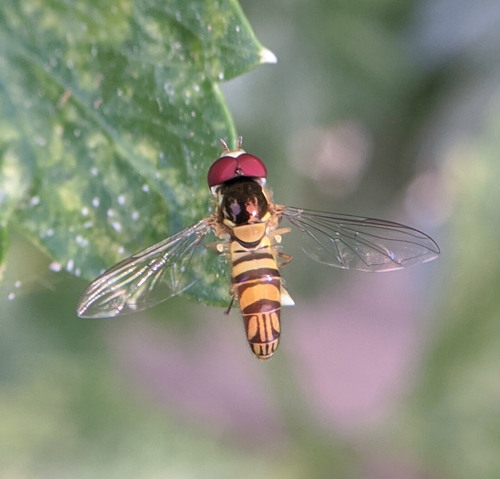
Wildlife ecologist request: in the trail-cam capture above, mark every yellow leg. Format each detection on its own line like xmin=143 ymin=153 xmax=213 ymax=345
xmin=268 ymin=227 xmax=291 ymax=244
xmin=276 ymin=250 xmax=292 ymax=267
xmin=206 ymin=241 xmax=230 ymax=253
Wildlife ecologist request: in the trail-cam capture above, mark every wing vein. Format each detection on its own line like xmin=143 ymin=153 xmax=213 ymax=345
xmin=280 ymin=206 xmax=439 ymax=272
xmin=77 ymin=217 xmax=217 ymax=318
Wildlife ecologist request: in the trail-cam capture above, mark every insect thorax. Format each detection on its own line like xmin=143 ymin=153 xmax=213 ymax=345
xmin=217 ymin=177 xmax=271 ymax=246
xmin=218 ymin=177 xmax=268 ymax=223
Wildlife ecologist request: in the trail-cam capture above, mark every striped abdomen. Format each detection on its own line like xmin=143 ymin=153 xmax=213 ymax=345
xmin=231 ymin=238 xmax=281 ymax=360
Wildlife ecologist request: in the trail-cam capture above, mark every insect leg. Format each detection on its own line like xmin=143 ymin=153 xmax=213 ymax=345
xmin=206 ymin=241 xmax=230 ymax=254
xmin=224 ymin=294 xmax=236 ymax=315
xmin=224 ymin=282 xmax=239 ymax=315
xmin=267 ymin=227 xmax=291 ymax=244
xmin=275 ymin=250 xmax=292 ymax=267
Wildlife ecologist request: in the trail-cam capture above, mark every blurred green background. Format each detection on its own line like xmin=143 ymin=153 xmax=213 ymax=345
xmin=2 ymin=0 xmax=500 ymax=478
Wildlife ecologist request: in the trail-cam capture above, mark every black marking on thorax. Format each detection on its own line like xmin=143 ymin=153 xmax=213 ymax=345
xmin=219 ymin=178 xmax=269 ymax=226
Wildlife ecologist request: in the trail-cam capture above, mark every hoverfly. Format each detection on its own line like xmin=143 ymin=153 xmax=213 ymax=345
xmin=77 ymin=137 xmax=440 ymax=359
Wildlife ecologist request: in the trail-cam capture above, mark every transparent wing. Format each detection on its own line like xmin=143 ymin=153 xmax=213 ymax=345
xmin=77 ymin=218 xmax=215 ymax=318
xmin=280 ymin=206 xmax=440 ymax=272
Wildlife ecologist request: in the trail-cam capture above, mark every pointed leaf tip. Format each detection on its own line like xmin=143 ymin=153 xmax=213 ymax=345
xmin=259 ymin=48 xmax=278 ymax=64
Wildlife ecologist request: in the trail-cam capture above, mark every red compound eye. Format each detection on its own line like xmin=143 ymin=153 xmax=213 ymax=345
xmin=207 ymin=153 xmax=267 ymax=188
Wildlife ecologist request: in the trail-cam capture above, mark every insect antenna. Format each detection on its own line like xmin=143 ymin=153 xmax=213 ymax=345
xmin=219 ymin=136 xmax=244 ymax=152
xmin=220 ymin=139 xmax=230 ymax=152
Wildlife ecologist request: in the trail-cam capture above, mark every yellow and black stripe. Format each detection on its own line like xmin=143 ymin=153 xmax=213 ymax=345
xmin=231 ymin=238 xmax=281 ymax=360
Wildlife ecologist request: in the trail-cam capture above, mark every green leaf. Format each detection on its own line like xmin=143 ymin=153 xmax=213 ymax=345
xmin=0 ymin=0 xmax=275 ymax=306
